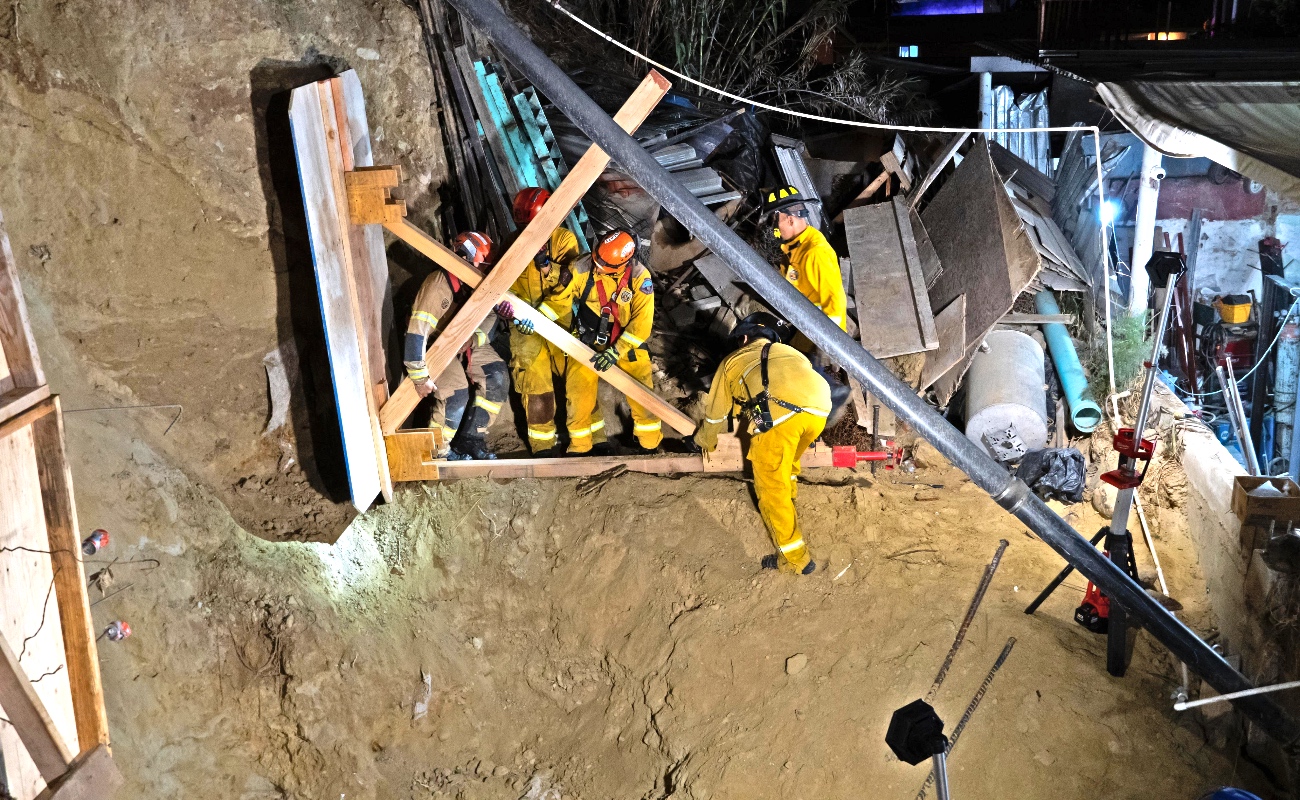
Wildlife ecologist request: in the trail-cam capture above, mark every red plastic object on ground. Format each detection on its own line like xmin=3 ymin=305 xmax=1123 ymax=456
xmin=81 ymin=528 xmax=109 ymax=556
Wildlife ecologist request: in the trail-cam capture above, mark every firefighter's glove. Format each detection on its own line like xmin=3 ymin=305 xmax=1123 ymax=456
xmin=494 ymin=301 xmax=515 ymax=321
xmin=590 ymin=349 xmax=618 ymax=372
xmin=513 ymin=317 xmax=535 ymax=335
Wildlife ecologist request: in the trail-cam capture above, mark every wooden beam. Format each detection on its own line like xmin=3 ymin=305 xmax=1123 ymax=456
xmin=908 ymin=131 xmax=971 ymax=209
xmin=321 ymin=78 xmax=395 ymax=504
xmin=832 ymin=170 xmax=890 ymax=225
xmin=0 ymin=383 xmax=51 ymax=426
xmin=0 ymin=389 xmax=53 ymax=437
xmin=385 ymin=429 xmax=444 ymax=481
xmin=418 ymin=438 xmax=840 ymax=481
xmin=0 ymin=207 xmax=44 ymax=389
xmin=33 ymin=743 xmax=122 ymax=800
xmin=380 ymin=220 xmax=696 ymax=435
xmin=31 ymin=398 xmax=110 ymax=751
xmin=345 ymin=166 xmax=407 ymax=225
xmin=378 ymin=70 xmax=672 ymax=434
xmin=0 ymin=628 xmax=73 ymax=782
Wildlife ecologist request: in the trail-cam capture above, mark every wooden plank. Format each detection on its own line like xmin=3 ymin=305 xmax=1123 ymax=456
xmin=1000 ymin=313 xmax=1075 ymax=325
xmin=847 ymin=375 xmax=870 ymax=428
xmin=0 ymin=207 xmax=44 ymax=390
xmin=288 ymin=81 xmax=385 ymax=512
xmin=432 ymin=439 xmax=836 ymax=481
xmin=31 ymin=400 xmax=108 ymax=752
xmin=318 ymin=81 xmax=392 ymax=504
xmin=0 ymin=394 xmax=55 ymax=441
xmin=909 ymin=131 xmax=971 ymax=208
xmin=379 ymin=70 xmax=671 ymax=434
xmin=0 ymin=629 xmax=72 ymax=782
xmin=0 ymin=385 xmax=51 ymax=429
xmin=881 ymin=146 xmax=912 ymax=191
xmin=893 ymin=197 xmax=939 ymax=350
xmin=385 ymin=429 xmax=444 ymax=482
xmin=921 ymin=295 xmax=967 ymax=391
xmin=845 ymin=201 xmax=937 ymax=358
xmin=702 ymin=432 xmax=744 ymax=473
xmin=989 ymin=140 xmax=1055 ymax=202
xmin=831 ymin=170 xmax=889 ymax=224
xmin=33 ymin=743 xmax=122 ymax=800
xmin=0 ymin=424 xmax=80 ymax=799
xmin=910 ymin=208 xmax=943 ymax=290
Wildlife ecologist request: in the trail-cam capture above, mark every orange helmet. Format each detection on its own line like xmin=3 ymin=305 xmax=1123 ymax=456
xmin=512 ymin=187 xmax=551 ymax=225
xmin=453 ymin=231 xmax=493 ymax=266
xmin=593 ymin=229 xmax=637 ymax=273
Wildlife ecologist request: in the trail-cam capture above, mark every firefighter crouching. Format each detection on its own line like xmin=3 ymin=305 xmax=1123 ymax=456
xmin=693 ymin=313 xmax=831 ymax=575
xmin=403 ymin=231 xmax=508 ymax=460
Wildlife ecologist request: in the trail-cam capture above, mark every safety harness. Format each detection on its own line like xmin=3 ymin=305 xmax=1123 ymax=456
xmin=572 ymin=265 xmax=632 ymax=350
xmin=737 ymin=343 xmax=813 ymax=433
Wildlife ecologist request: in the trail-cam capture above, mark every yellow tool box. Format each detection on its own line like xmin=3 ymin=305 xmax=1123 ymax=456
xmin=1215 ymin=294 xmax=1252 ymax=324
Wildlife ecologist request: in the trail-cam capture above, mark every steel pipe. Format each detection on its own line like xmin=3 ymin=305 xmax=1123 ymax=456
xmin=446 ymin=0 xmax=1300 ymax=747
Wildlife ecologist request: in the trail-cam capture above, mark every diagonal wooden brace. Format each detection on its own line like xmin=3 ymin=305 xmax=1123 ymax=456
xmin=382 ymin=220 xmax=696 ymax=436
xmin=378 ymin=69 xmax=671 ymax=435
xmin=346 ymin=165 xmax=407 ymax=225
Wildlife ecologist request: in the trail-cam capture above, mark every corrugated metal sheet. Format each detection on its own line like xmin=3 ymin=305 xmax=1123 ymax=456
xmin=1097 ymin=80 xmax=1300 ymax=202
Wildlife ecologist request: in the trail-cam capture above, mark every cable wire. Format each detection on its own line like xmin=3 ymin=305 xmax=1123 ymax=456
xmin=1172 ymin=296 xmax=1300 ymax=399
xmin=544 ymin=0 xmax=1120 ymax=392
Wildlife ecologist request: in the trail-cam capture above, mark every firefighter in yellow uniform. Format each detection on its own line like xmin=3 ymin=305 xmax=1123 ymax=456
xmin=403 ymin=231 xmax=508 ymax=460
xmin=693 ymin=313 xmax=831 ymax=575
xmin=566 ymin=229 xmax=663 ymax=454
xmin=762 ymin=185 xmax=847 ymax=334
xmin=496 ymin=188 xmax=582 ymax=455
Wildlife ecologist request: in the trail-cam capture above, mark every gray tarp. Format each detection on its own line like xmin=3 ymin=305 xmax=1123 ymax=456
xmin=1097 ymin=81 xmax=1300 ymax=202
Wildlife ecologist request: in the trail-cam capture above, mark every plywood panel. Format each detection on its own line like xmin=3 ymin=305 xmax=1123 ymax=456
xmin=845 ymin=199 xmax=937 ymax=358
xmin=0 ymin=427 xmax=79 ymax=800
xmin=921 ymin=295 xmax=967 ymax=391
xmin=288 ymin=83 xmax=384 ymax=512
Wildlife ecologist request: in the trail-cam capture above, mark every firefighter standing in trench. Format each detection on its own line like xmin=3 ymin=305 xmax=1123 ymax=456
xmin=565 ymin=228 xmax=663 ymax=454
xmin=762 ymin=185 xmax=847 ymax=339
xmin=403 ymin=231 xmax=509 ymax=460
xmin=693 ymin=313 xmax=831 ymax=575
xmin=493 ymin=188 xmax=581 ymax=455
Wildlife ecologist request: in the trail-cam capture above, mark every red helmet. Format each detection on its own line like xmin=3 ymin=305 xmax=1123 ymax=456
xmin=594 ymin=229 xmax=637 ymax=273
xmin=512 ymin=187 xmax=551 ymax=225
xmin=453 ymin=231 xmax=493 ymax=266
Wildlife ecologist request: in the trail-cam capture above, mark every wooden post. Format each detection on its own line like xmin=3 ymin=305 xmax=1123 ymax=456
xmin=33 ymin=743 xmax=123 ymax=800
xmin=380 ymin=221 xmax=697 ymax=435
xmin=30 ymin=397 xmax=110 ymax=750
xmin=0 ymin=629 xmax=73 ymax=781
xmin=378 ymin=70 xmax=671 ymax=434
xmin=0 ymin=207 xmax=46 ymax=399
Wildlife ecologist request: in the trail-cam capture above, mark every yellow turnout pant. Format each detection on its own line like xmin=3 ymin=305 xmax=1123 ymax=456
xmin=567 ymin=349 xmax=663 ymax=452
xmin=749 ymin=412 xmax=825 ymax=573
xmin=510 ymin=328 xmax=566 ymax=453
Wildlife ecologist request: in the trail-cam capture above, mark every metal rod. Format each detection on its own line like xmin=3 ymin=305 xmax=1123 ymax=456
xmin=1226 ymin=358 xmax=1261 ymax=475
xmin=927 ymin=539 xmax=1008 ymax=703
xmin=1024 ymin=528 xmax=1107 ymax=615
xmin=1176 ymin=679 xmax=1300 ymax=712
xmin=447 ymin=0 xmax=1300 ymax=746
xmin=931 ymin=753 xmax=950 ymax=800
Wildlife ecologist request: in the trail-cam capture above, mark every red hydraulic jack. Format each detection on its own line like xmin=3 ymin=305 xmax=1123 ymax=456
xmin=1024 ymin=251 xmax=1185 ymax=678
xmin=830 ymin=444 xmax=900 ymax=468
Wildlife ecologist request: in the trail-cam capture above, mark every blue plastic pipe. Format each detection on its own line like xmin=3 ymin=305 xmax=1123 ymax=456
xmin=1035 ymin=291 xmax=1103 ymax=433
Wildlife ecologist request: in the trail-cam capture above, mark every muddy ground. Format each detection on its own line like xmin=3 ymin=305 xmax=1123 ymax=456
xmin=0 ymin=0 xmax=1278 ymax=797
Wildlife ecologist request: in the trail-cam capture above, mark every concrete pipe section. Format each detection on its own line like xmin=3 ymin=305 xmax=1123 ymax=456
xmin=965 ymin=330 xmax=1049 ymax=461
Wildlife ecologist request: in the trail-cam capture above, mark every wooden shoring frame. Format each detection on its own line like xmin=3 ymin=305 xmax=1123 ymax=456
xmin=0 ymin=207 xmax=117 ymax=799
xmin=376 ymin=69 xmax=674 ymax=435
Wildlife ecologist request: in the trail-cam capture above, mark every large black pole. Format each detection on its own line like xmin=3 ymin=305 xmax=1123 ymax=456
xmin=445 ymin=0 xmax=1300 ymax=746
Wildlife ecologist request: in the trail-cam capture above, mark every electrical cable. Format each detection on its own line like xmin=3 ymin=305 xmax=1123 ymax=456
xmin=544 ymin=0 xmax=1121 ymax=395
xmin=1173 ymin=296 xmax=1300 ymax=399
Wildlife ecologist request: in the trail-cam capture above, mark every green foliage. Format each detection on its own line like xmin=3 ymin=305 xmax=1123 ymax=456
xmin=1087 ymin=312 xmax=1148 ymax=394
